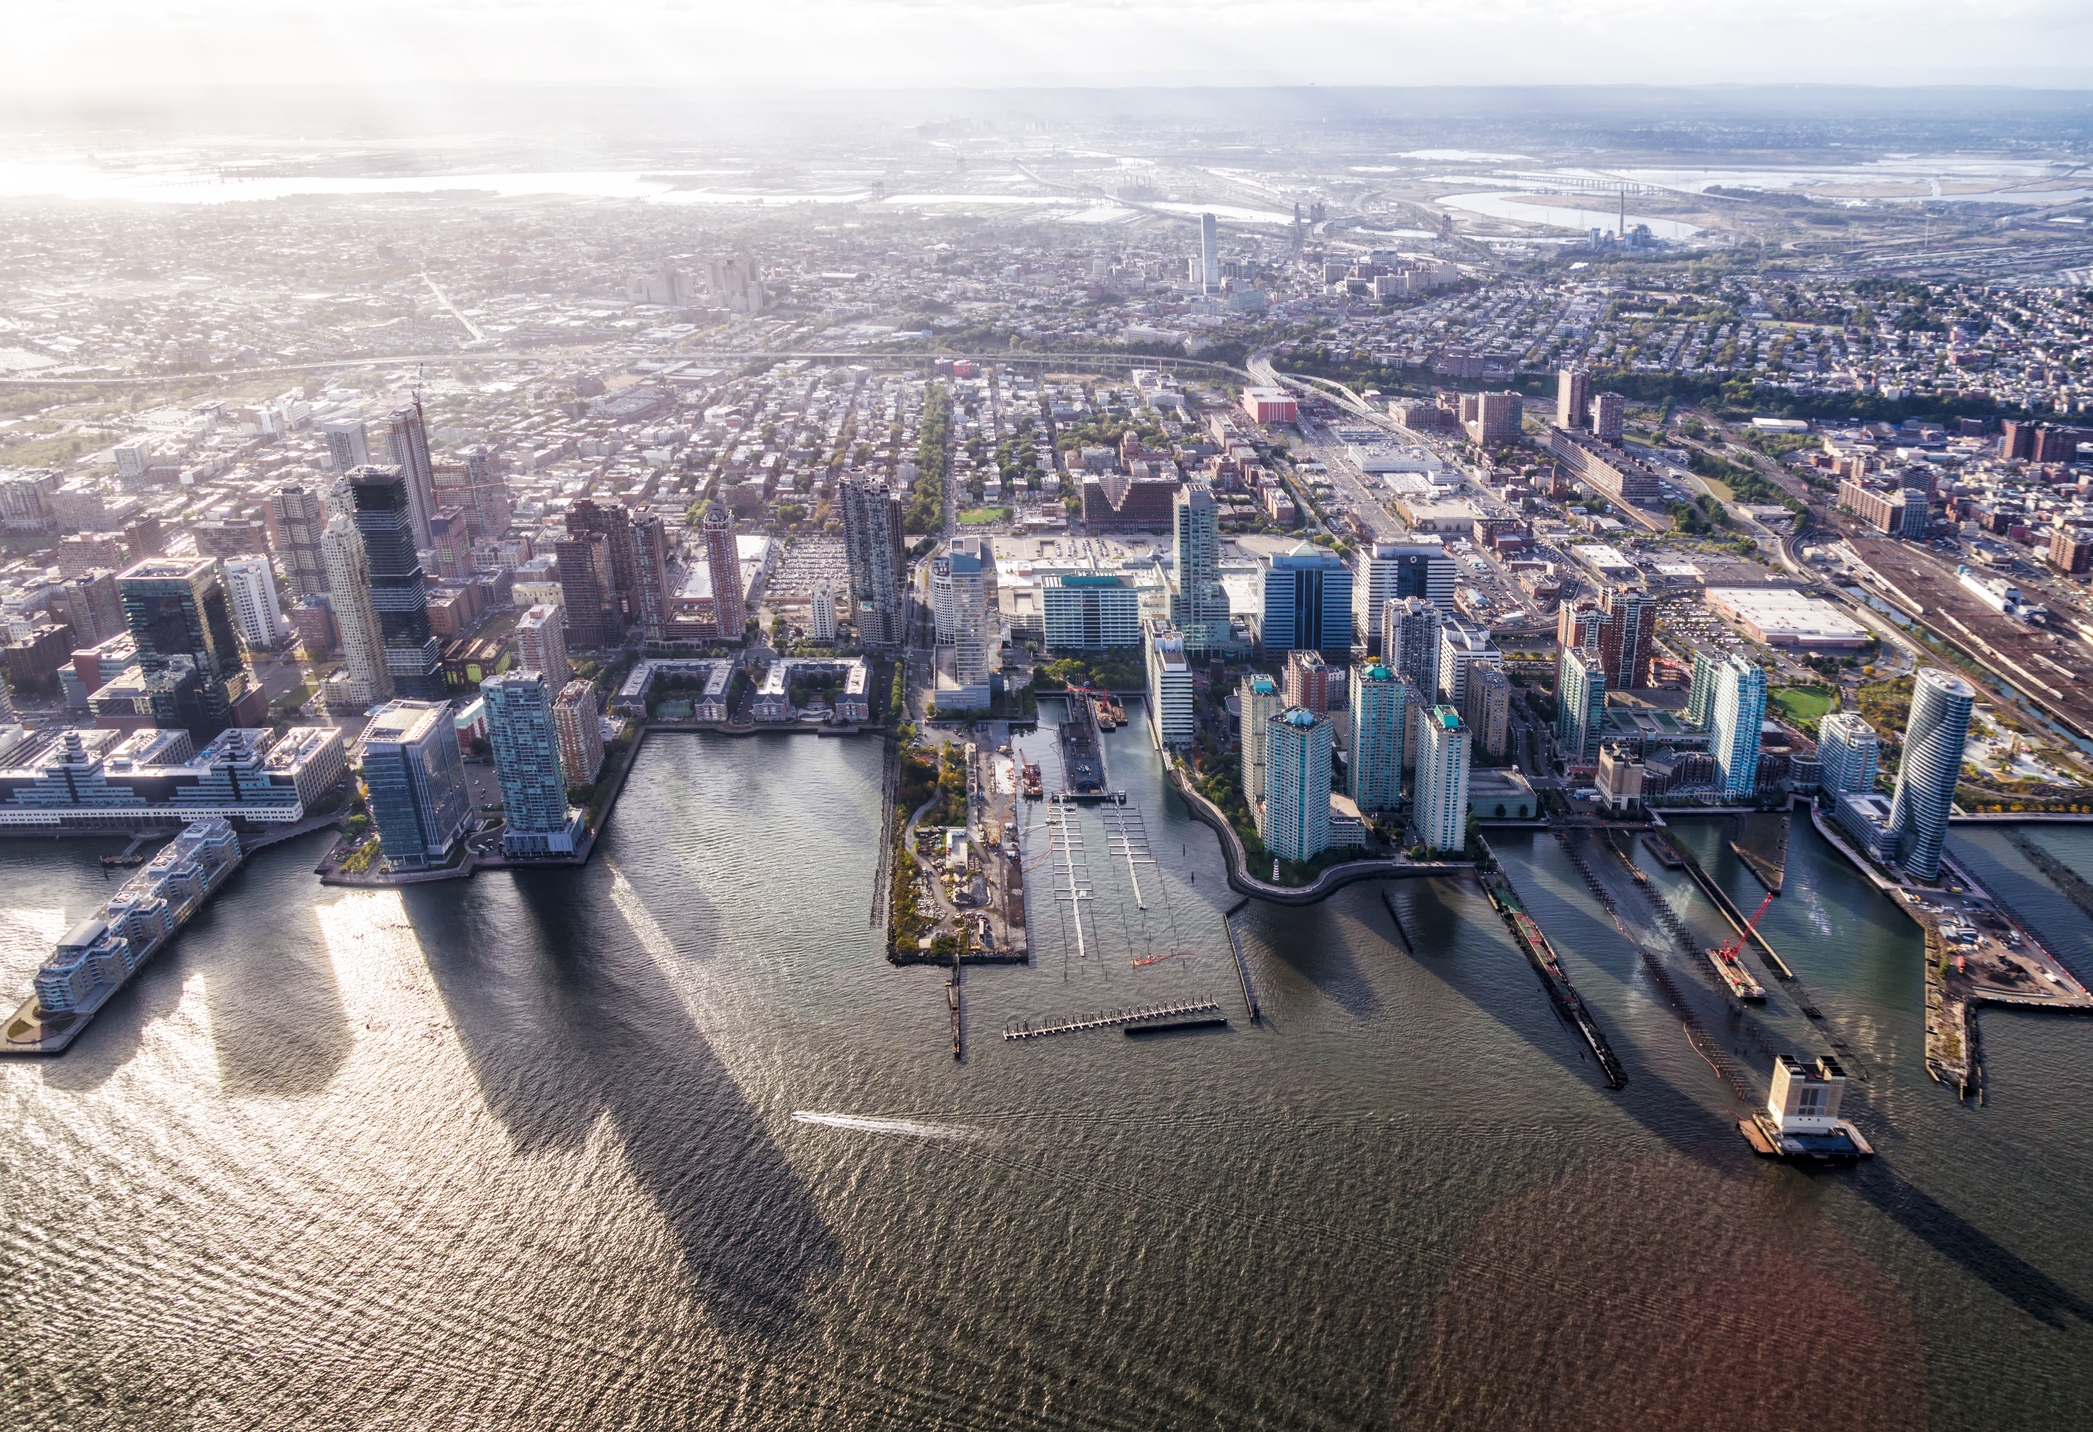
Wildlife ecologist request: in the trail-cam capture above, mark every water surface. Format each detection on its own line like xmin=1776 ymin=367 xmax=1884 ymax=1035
xmin=4 ymin=738 xmax=2091 ymax=1428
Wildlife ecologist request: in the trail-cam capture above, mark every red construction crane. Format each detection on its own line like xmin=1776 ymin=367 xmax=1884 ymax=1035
xmin=1717 ymin=890 xmax=1777 ymax=962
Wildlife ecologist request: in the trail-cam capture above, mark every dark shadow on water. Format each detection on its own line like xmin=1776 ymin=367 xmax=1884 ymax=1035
xmin=1846 ymin=1165 xmax=2093 ymax=1329
xmin=398 ymin=869 xmax=841 ymax=1346
xmin=1244 ymin=898 xmax=1384 ymax=1021
xmin=38 ymin=843 xmax=351 ymax=1096
xmin=203 ymin=849 xmax=352 ymax=1096
xmin=1383 ymin=876 xmax=1727 ymax=1143
xmin=34 ymin=950 xmax=184 ymax=1094
xmin=1409 ymin=856 xmax=2093 ymax=1333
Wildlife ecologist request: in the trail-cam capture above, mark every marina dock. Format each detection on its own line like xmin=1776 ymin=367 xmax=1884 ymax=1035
xmin=1004 ymin=998 xmax=1222 ymax=1041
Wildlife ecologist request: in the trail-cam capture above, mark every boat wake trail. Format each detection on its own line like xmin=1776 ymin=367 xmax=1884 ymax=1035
xmin=791 ymin=1111 xmax=986 ymax=1142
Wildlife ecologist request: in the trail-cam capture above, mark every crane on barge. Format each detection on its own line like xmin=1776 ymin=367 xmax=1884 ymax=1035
xmin=1708 ymin=890 xmax=1775 ymax=1002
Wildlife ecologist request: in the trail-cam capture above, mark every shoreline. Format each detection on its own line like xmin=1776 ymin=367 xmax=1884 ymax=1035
xmin=1162 ymin=758 xmax=1471 ymax=906
xmin=1807 ymin=804 xmax=2093 ymax=1097
xmin=318 ymin=719 xmax=882 ymax=887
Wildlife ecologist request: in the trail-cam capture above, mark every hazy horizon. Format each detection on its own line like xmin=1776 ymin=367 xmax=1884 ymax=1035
xmin=11 ymin=2 xmax=2093 ymax=95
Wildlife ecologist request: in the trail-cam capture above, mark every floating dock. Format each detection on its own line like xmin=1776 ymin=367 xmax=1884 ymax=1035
xmin=1738 ymin=1115 xmax=1874 ymax=1162
xmin=1640 ymin=831 xmax=1685 ymax=868
xmin=1004 ymin=997 xmax=1221 ymax=1041
xmin=1126 ymin=1017 xmax=1229 ymax=1037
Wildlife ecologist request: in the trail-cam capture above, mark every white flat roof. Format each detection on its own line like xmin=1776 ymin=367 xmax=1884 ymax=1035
xmin=1706 ymin=586 xmax=1870 ymax=646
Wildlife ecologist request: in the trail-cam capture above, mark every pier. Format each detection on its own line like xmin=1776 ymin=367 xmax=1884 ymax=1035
xmin=1055 ymin=688 xmax=1111 ymax=800
xmin=1565 ymin=830 xmax=1753 ymax=1105
xmin=1479 ymin=844 xmax=1629 ymax=1090
xmin=1004 ymin=997 xmax=1223 ymax=1041
xmin=1588 ymin=827 xmax=1882 ymax=1101
xmin=1672 ymin=840 xmax=1796 ymax=979
xmin=3 ymin=818 xmax=245 ymax=1057
xmin=1808 ymin=804 xmax=2093 ymax=1096
xmin=1221 ymin=901 xmax=1262 ymax=1024
xmin=1726 ymin=811 xmax=1791 ymax=895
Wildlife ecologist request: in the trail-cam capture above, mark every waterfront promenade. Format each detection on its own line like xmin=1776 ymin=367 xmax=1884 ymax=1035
xmin=1162 ymin=758 xmax=1469 ymax=906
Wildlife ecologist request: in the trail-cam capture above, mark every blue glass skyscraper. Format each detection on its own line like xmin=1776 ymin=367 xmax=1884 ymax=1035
xmin=359 ymin=700 xmax=469 ymax=869
xmin=1710 ymin=654 xmax=1767 ymax=799
xmin=1260 ymin=543 xmax=1352 ymax=656
xmin=482 ymin=670 xmax=586 ymax=858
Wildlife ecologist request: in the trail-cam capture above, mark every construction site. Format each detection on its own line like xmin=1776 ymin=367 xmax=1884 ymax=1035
xmin=1491 ymin=810 xmax=1878 ymax=1162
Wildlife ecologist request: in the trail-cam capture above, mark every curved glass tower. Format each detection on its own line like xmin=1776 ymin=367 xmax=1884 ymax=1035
xmin=1887 ymin=667 xmax=1975 ymax=881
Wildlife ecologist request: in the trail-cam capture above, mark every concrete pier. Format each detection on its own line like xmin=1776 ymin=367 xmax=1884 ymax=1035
xmin=1479 ymin=846 xmax=1629 ymax=1090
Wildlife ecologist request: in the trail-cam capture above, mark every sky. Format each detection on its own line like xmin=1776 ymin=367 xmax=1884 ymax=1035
xmin=8 ymin=1 xmax=2093 ymax=93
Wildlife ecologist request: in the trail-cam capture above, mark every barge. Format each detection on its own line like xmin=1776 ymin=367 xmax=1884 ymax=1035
xmin=1707 ymin=944 xmax=1768 ymax=1002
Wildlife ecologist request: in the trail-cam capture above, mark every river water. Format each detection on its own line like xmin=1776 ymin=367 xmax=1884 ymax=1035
xmin=4 ymin=723 xmax=2092 ymax=1429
